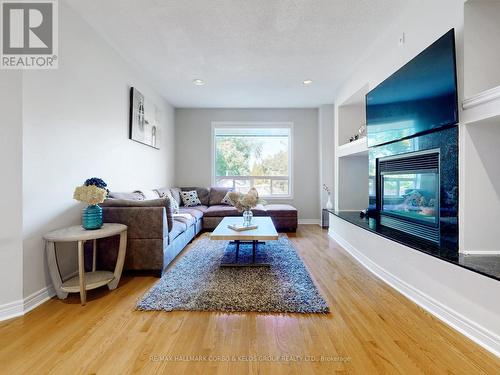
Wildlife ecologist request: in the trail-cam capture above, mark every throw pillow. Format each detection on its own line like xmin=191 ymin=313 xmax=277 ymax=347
xmin=180 ymin=190 xmax=202 ymax=207
xmin=160 ymin=190 xmax=179 ymax=214
xmin=221 ymin=191 xmax=234 ymax=206
xmin=135 ymin=189 xmax=160 ymax=200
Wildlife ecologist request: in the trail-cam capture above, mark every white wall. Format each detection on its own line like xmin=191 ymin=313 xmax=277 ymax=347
xmin=21 ymin=2 xmax=175 ymax=299
xmin=461 ymin=121 xmax=500 ymax=254
xmin=318 ymin=104 xmax=335 ymax=215
xmin=464 ymin=0 xmax=500 ymax=98
xmin=0 ymin=71 xmax=24 ymax=318
xmin=337 ymin=156 xmax=369 ymax=211
xmin=175 ymin=108 xmax=319 ymax=221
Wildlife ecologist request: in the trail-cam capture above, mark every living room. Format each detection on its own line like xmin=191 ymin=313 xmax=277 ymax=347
xmin=1 ymin=0 xmax=499 ymax=373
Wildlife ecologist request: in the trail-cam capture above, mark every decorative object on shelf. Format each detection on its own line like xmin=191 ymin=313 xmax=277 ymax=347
xmin=228 ymin=188 xmax=266 ymax=227
xmin=323 ymin=184 xmax=333 ymax=210
xmin=348 ymin=125 xmax=366 ymax=143
xmin=129 ymin=87 xmax=160 ymax=149
xmin=358 ymin=124 xmax=366 ymax=138
xmin=73 ymin=177 xmax=109 ymax=230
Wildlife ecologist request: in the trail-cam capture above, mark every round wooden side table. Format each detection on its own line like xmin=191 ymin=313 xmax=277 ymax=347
xmin=44 ymin=223 xmax=128 ymax=305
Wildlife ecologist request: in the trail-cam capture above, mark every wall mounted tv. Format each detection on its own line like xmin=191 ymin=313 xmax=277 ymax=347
xmin=366 ymin=29 xmax=458 ymax=147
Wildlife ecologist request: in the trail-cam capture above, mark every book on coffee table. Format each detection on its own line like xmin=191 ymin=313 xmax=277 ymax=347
xmin=227 ymin=224 xmax=259 ymax=231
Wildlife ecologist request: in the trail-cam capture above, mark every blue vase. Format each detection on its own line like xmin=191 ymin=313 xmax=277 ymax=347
xmin=82 ymin=205 xmax=103 ymax=230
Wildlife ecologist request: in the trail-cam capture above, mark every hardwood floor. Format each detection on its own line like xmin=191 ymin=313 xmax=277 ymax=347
xmin=1 ymin=225 xmax=498 ymax=374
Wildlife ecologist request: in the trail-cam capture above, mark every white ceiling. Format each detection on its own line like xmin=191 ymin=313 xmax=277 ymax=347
xmin=66 ymin=0 xmax=411 ymax=108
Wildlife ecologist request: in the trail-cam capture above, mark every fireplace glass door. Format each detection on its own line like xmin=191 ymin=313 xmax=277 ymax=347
xmin=381 ymin=170 xmax=439 ymax=227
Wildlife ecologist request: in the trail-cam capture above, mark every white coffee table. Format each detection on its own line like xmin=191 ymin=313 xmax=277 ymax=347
xmin=210 ymin=217 xmax=278 ymax=267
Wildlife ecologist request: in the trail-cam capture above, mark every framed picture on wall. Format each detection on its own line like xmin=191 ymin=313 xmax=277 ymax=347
xmin=129 ymin=87 xmax=160 ymax=149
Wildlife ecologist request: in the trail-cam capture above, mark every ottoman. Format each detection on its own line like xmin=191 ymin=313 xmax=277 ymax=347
xmin=264 ymin=204 xmax=298 ymax=232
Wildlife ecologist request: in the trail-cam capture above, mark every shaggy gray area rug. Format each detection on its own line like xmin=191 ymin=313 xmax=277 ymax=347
xmin=136 ymin=234 xmax=329 ymax=313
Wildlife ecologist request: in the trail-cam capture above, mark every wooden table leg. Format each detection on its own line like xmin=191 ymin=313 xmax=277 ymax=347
xmin=45 ymin=241 xmax=68 ymax=300
xmin=77 ymin=240 xmax=86 ymax=305
xmin=92 ymin=239 xmax=97 ymax=272
xmin=108 ymin=230 xmax=127 ymax=290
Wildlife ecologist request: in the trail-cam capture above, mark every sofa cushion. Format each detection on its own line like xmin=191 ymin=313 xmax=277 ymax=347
xmin=178 ymin=207 xmax=204 ymax=220
xmin=209 ymin=187 xmax=233 ymax=206
xmin=187 ymin=205 xmax=208 ymax=213
xmin=264 ymin=204 xmax=298 ymax=217
xmin=173 ymin=213 xmax=196 ymax=228
xmin=204 ymin=205 xmax=240 ymax=217
xmin=108 ymin=191 xmax=144 ymax=200
xmin=169 ymin=220 xmax=186 ymax=243
xmin=181 ymin=187 xmax=210 ymax=206
xmin=161 ymin=190 xmax=179 ymax=214
xmin=155 ymin=187 xmax=170 ymax=198
xmin=169 ymin=188 xmax=182 ymax=205
xmin=134 ymin=189 xmax=160 ymax=200
xmin=251 ymin=204 xmax=267 ymax=216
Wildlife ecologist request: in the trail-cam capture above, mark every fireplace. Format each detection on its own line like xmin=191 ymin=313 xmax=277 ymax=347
xmin=378 ymin=149 xmax=440 ymax=243
xmin=368 ymin=126 xmax=458 ymax=252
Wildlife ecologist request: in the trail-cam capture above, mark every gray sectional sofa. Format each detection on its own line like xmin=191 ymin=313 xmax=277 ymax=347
xmin=97 ymin=187 xmax=297 ymax=275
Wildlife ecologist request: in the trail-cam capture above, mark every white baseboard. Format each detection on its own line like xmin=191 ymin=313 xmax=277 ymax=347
xmin=23 ymin=285 xmax=55 ymax=315
xmin=329 ymin=229 xmax=500 ymax=358
xmin=460 ymin=250 xmax=500 ymax=255
xmin=0 ymin=298 xmax=24 ymax=321
xmin=298 ymin=219 xmax=321 ymax=225
xmin=0 ymin=284 xmax=56 ymax=322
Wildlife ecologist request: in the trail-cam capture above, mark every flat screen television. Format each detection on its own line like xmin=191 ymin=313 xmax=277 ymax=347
xmin=366 ymin=29 xmax=458 ymax=147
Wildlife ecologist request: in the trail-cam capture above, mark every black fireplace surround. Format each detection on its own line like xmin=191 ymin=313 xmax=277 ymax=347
xmin=330 ymin=125 xmax=500 ymax=280
xmin=368 ymin=126 xmax=459 ymax=254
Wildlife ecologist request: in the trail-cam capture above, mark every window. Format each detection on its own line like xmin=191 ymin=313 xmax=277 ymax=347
xmin=212 ymin=123 xmax=292 ymax=198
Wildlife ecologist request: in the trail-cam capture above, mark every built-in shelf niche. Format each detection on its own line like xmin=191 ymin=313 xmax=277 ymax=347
xmin=463 ymin=0 xmax=500 ymax=125
xmin=335 ymin=84 xmax=370 ymax=211
xmin=337 ymin=84 xmax=369 ymax=147
xmin=460 ymin=0 xmax=500 ymax=255
xmin=464 ymin=0 xmax=500 ymax=100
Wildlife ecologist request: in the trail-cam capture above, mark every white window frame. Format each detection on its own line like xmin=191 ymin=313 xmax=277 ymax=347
xmin=211 ymin=121 xmax=294 ymax=199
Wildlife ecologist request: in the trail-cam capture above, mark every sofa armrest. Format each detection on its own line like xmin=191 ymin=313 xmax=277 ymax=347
xmin=102 ymin=206 xmax=169 ymax=239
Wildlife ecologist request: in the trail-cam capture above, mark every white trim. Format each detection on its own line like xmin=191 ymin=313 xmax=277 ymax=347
xmin=211 ymin=121 xmax=294 ymax=199
xmin=461 ymin=250 xmax=500 ymax=255
xmin=0 ymin=298 xmax=24 ymax=321
xmin=328 ymin=228 xmax=500 ymax=357
xmin=462 ymin=85 xmax=500 ymax=110
xmin=0 ymin=283 xmax=59 ymax=321
xmin=23 ymin=285 xmax=55 ymax=314
xmin=462 ymin=85 xmax=500 ymax=125
xmin=337 ymin=137 xmax=368 ymax=158
xmin=298 ymin=219 xmax=321 ymax=225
